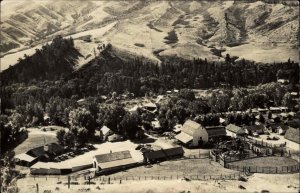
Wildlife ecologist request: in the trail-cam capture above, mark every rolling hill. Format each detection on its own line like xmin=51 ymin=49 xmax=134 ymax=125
xmin=1 ymin=0 xmax=299 ymax=71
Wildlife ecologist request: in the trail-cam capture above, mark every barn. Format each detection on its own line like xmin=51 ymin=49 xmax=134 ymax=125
xmin=93 ymin=151 xmax=138 ymax=174
xmin=175 ymin=120 xmax=226 ymax=147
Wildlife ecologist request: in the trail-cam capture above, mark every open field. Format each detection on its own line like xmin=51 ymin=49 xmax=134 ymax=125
xmin=107 ymin=159 xmax=236 ymax=178
xmin=228 ymin=156 xmax=298 ymax=168
xmin=16 ymin=173 xmax=300 ymax=193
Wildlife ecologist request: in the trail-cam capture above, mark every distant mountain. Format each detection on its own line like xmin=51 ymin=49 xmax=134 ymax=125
xmin=1 ymin=0 xmax=299 ymax=65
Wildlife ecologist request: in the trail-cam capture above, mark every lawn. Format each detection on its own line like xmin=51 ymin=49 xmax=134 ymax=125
xmin=228 ymin=156 xmax=298 ymax=168
xmin=107 ymin=159 xmax=237 ymax=178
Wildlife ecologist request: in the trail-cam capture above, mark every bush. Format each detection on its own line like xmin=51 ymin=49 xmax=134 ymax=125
xmin=238 ymin=176 xmax=247 ymax=182
xmin=134 ymin=43 xmax=145 ymax=47
xmin=239 ymin=185 xmax=246 ymax=189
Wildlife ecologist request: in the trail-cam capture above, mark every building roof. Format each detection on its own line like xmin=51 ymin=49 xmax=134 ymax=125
xmin=15 ymin=153 xmax=37 ymax=163
xmin=143 ymin=103 xmax=157 ymax=108
xmin=175 ymin=132 xmax=193 ymax=144
xmin=94 ymin=150 xmax=137 ymax=170
xmin=205 ymin=126 xmax=226 ymax=137
xmin=291 ymin=92 xmax=298 ymax=96
xmin=219 ymin=117 xmax=226 ymax=124
xmin=173 ymin=124 xmax=182 ymax=133
xmin=27 ymin=143 xmax=64 ymax=158
xmin=151 ymin=120 xmax=161 ymax=129
xmin=270 ymin=107 xmax=281 ymax=111
xmin=98 ymin=158 xmax=137 ymax=170
xmin=143 ymin=147 xmax=184 ymax=160
xmin=101 ymin=126 xmax=113 ymax=136
xmin=181 ymin=120 xmax=202 ymax=136
xmin=226 ymin=124 xmax=243 ymax=134
xmin=284 ymin=127 xmax=300 ymax=144
xmin=244 ymin=125 xmax=265 ymax=133
xmin=94 ymin=150 xmax=132 ymax=163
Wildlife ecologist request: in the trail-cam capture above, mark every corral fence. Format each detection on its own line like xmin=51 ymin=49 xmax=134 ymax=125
xmin=29 ymin=173 xmax=243 ymax=182
xmin=93 ymin=173 xmax=243 ymax=182
xmin=237 ymin=136 xmax=286 ymax=148
xmin=183 ymin=152 xmax=209 ymax=159
xmin=225 ymin=164 xmax=300 ymax=174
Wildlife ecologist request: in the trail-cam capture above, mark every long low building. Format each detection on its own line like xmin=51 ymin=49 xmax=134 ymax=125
xmin=30 ymin=162 xmax=92 ymax=175
xmin=93 ymin=150 xmax=139 ymax=174
xmin=143 ymin=147 xmax=184 ymax=163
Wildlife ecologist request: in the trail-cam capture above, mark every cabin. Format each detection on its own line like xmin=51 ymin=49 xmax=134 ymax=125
xmin=101 ymin=126 xmax=114 ymax=141
xmin=93 ymin=151 xmax=138 ymax=174
xmin=107 ymin=134 xmax=124 ymax=142
xmin=143 ymin=102 xmax=157 ymax=113
xmin=77 ymin=99 xmax=87 ymax=106
xmin=226 ymin=124 xmax=246 ymax=138
xmin=284 ymin=127 xmax=300 ymax=151
xmin=173 ymin=124 xmax=182 ymax=134
xmin=175 ymin=120 xmax=226 ymax=147
xmin=269 ymin=107 xmax=282 ymax=114
xmin=244 ymin=125 xmax=265 ymax=136
xmin=143 ymin=147 xmax=184 ymax=163
xmin=277 ymin=79 xmax=289 ymax=84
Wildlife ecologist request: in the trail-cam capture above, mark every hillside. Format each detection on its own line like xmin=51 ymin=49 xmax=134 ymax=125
xmin=1 ymin=0 xmax=299 ymax=70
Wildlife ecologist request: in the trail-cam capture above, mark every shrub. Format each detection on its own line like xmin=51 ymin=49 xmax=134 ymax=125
xmin=134 ymin=43 xmax=145 ymax=47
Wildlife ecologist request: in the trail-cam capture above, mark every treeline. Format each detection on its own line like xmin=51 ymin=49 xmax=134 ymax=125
xmin=0 ymin=37 xmax=299 ymax=124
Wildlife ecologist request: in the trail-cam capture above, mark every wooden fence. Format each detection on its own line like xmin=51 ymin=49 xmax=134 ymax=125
xmin=29 ymin=173 xmax=242 ymax=182
xmin=226 ymin=164 xmax=299 ymax=174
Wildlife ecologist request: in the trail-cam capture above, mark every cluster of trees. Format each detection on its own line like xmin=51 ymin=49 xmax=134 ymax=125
xmin=0 ymin=113 xmax=27 ymax=153
xmin=0 ymin=151 xmax=19 ymax=193
xmin=209 ymin=82 xmax=296 ymax=112
xmin=1 ymin=36 xmax=79 ymax=86
xmin=56 ymin=102 xmax=144 ymax=148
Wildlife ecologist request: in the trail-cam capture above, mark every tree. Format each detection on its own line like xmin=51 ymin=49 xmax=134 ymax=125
xmin=64 ymin=131 xmax=76 ymax=149
xmin=178 ymin=89 xmax=195 ymax=101
xmin=56 ymin=129 xmax=66 ymax=146
xmin=69 ymin=107 xmax=96 ymax=136
xmin=0 ymin=151 xmax=19 ymax=193
xmin=77 ymin=128 xmax=89 ymax=146
xmin=120 ymin=113 xmax=141 ymax=139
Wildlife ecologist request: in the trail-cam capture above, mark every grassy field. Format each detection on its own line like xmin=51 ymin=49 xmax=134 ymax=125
xmin=228 ymin=156 xmax=299 ymax=168
xmin=107 ymin=159 xmax=237 ymax=178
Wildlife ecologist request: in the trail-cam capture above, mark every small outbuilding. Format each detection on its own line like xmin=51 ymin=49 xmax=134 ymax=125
xmin=101 ymin=126 xmax=114 ymax=141
xmin=226 ymin=124 xmax=245 ymax=138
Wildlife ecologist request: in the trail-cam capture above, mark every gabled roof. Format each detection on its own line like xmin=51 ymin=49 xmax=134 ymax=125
xmin=175 ymin=132 xmax=193 ymax=144
xmin=226 ymin=124 xmax=243 ymax=133
xmin=15 ymin=153 xmax=37 ymax=163
xmin=27 ymin=143 xmax=64 ymax=158
xmin=94 ymin=150 xmax=132 ymax=163
xmin=205 ymin=126 xmax=226 ymax=137
xmin=101 ymin=126 xmax=113 ymax=135
xmin=284 ymin=127 xmax=300 ymax=144
xmin=181 ymin=120 xmax=202 ymax=136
